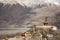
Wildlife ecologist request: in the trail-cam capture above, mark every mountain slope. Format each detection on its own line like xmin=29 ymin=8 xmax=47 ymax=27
xmin=0 ymin=0 xmax=60 ymax=28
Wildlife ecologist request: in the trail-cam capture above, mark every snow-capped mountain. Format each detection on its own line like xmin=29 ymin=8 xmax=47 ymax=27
xmin=0 ymin=0 xmax=60 ymax=28
xmin=0 ymin=0 xmax=60 ymax=7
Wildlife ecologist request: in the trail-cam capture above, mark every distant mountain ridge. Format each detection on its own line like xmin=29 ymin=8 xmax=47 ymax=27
xmin=0 ymin=0 xmax=60 ymax=28
xmin=0 ymin=0 xmax=60 ymax=8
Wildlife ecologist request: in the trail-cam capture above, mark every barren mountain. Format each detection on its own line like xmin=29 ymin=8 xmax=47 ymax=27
xmin=0 ymin=0 xmax=60 ymax=28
